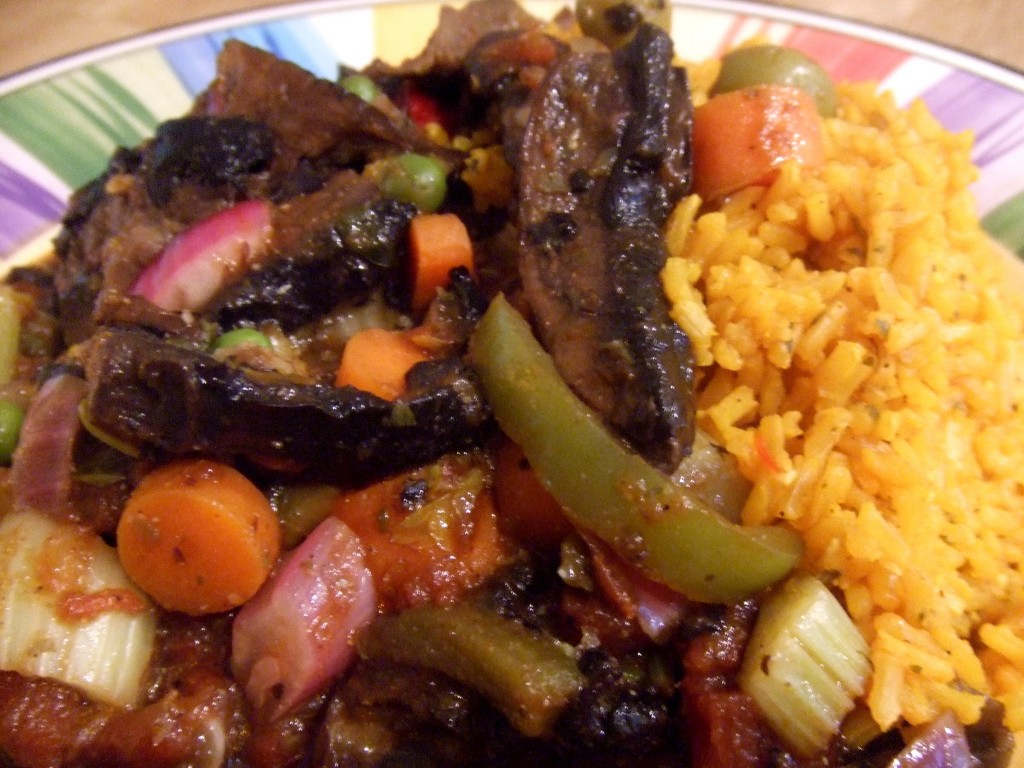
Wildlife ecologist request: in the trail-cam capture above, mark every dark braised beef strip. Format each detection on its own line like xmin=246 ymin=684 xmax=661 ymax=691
xmin=364 ymin=0 xmax=542 ymax=79
xmin=200 ymin=40 xmax=462 ymax=177
xmin=208 ymin=195 xmax=417 ymax=331
xmin=144 ymin=115 xmax=276 ymax=208
xmin=601 ymin=23 xmax=692 ymax=224
xmin=53 ymin=146 xmax=175 ymax=345
xmin=465 ymin=28 xmax=568 ymax=164
xmin=55 ymin=112 xmax=283 ymax=329
xmin=517 ymin=23 xmax=695 ymax=471
xmin=81 ymin=327 xmax=491 ymax=483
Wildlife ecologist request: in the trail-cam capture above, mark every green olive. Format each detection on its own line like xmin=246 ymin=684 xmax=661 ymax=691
xmin=0 ymin=400 xmax=25 ymax=464
xmin=575 ymin=0 xmax=671 ymax=49
xmin=712 ymin=45 xmax=837 ymax=117
xmin=213 ymin=327 xmax=272 ymax=351
xmin=377 ymin=153 xmax=448 ymax=213
xmin=340 ymin=74 xmax=381 ymax=104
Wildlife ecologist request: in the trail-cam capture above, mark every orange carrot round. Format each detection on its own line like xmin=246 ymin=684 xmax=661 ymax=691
xmin=692 ymin=84 xmax=824 ymax=201
xmin=408 ymin=212 xmax=474 ymax=312
xmin=117 ymin=458 xmax=281 ymax=615
xmin=334 ymin=327 xmax=431 ymax=400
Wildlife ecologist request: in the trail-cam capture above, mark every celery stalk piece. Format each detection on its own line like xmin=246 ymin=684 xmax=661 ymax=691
xmin=0 ymin=510 xmax=156 ymax=706
xmin=738 ymin=575 xmax=871 ymax=757
xmin=0 ymin=286 xmax=21 ymax=386
xmin=357 ymin=602 xmax=584 ymax=737
xmin=468 ymin=295 xmax=802 ymax=603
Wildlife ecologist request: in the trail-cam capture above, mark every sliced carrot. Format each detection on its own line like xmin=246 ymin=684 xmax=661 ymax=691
xmin=116 ymin=459 xmax=281 ymax=616
xmin=492 ymin=437 xmax=572 ymax=552
xmin=692 ymin=84 xmax=824 ymax=201
xmin=334 ymin=327 xmax=431 ymax=400
xmin=408 ymin=212 xmax=474 ymax=312
xmin=331 ymin=453 xmax=512 ymax=612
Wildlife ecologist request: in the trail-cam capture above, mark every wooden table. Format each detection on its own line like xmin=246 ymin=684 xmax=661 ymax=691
xmin=2 ymin=0 xmax=1022 ymax=78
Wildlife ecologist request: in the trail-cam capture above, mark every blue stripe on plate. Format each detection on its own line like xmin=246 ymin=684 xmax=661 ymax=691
xmin=161 ymin=18 xmax=339 ymax=97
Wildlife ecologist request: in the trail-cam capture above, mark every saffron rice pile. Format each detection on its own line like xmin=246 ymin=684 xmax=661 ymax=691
xmin=662 ymin=77 xmax=1024 ymax=733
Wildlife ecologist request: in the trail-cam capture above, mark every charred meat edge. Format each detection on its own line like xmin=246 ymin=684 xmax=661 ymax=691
xmin=82 ymin=327 xmax=490 ymax=483
xmin=517 ymin=23 xmax=695 ymax=471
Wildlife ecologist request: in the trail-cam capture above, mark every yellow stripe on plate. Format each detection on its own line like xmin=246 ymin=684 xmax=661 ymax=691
xmin=371 ymin=0 xmax=566 ymax=66
xmin=373 ymin=2 xmax=445 ymax=65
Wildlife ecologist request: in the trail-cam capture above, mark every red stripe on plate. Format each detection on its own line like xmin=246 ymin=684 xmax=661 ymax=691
xmin=715 ymin=15 xmax=773 ymax=57
xmin=782 ymin=27 xmax=908 ymax=83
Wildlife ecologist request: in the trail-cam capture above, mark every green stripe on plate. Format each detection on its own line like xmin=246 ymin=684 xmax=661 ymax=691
xmin=983 ymin=194 xmax=1024 ymax=260
xmin=0 ymin=49 xmax=191 ymax=189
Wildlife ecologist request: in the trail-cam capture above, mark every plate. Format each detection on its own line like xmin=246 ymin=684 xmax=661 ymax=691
xmin=1 ymin=0 xmax=1024 ymax=267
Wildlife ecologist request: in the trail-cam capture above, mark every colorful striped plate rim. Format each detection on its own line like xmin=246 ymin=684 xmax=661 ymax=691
xmin=1 ymin=0 xmax=1023 ymax=264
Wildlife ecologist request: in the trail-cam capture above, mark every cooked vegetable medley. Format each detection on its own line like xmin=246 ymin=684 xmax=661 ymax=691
xmin=0 ymin=1 xmax=1019 ymax=766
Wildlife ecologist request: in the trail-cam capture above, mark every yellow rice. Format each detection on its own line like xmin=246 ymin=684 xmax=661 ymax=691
xmin=662 ymin=80 xmax=1024 ymax=732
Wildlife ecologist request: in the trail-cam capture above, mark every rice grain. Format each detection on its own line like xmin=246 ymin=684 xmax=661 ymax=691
xmin=663 ymin=79 xmax=1024 ymax=731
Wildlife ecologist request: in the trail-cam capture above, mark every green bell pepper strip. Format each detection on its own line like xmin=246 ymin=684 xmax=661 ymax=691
xmin=357 ymin=602 xmax=583 ymax=737
xmin=468 ymin=294 xmax=803 ymax=603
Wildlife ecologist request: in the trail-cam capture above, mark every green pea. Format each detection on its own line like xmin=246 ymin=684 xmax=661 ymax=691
xmin=213 ymin=327 xmax=272 ymax=351
xmin=340 ymin=74 xmax=381 ymax=104
xmin=377 ymin=153 xmax=447 ymax=213
xmin=0 ymin=400 xmax=25 ymax=464
xmin=576 ymin=0 xmax=671 ymax=49
xmin=712 ymin=45 xmax=838 ymax=117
